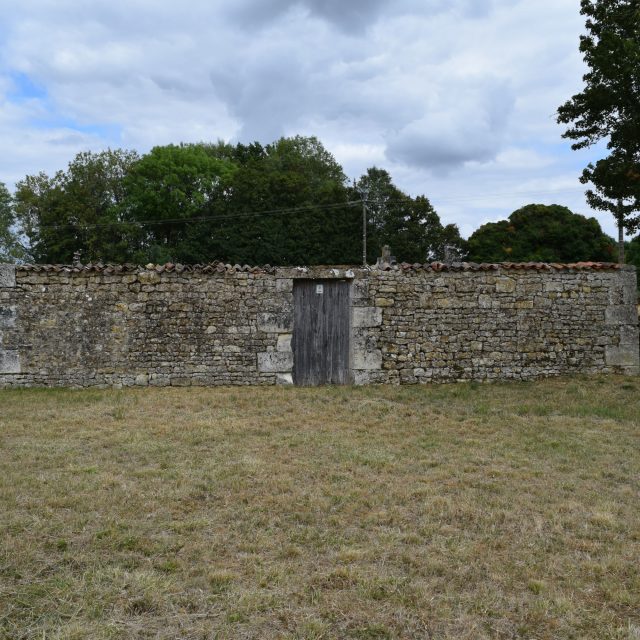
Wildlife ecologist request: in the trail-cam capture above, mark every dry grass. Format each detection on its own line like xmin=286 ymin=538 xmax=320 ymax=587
xmin=0 ymin=377 xmax=639 ymax=639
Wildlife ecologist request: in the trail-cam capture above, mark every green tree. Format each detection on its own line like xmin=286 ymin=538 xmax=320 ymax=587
xmin=466 ymin=204 xmax=615 ymax=263
xmin=0 ymin=181 xmax=28 ymax=263
xmin=355 ymin=167 xmax=464 ymax=263
xmin=12 ymin=136 xmax=454 ymax=266
xmin=204 ymin=136 xmax=360 ymax=265
xmin=14 ymin=149 xmax=139 ymax=263
xmin=121 ymin=144 xmax=237 ymax=263
xmin=557 ymin=0 xmax=640 ymax=261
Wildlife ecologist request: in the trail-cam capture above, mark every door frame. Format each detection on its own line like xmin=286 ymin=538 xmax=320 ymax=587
xmin=291 ymin=277 xmax=353 ymax=386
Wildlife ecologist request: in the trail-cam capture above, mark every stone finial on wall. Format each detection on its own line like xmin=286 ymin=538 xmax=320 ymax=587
xmin=376 ymin=245 xmax=396 ymax=268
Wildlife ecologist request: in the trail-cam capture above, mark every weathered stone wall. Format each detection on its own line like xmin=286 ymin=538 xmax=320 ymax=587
xmin=351 ymin=266 xmax=639 ymax=384
xmin=0 ymin=263 xmax=637 ymax=387
xmin=0 ymin=265 xmax=296 ymax=387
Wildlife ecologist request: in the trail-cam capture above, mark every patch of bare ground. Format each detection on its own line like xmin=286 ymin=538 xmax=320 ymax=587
xmin=0 ymin=376 xmax=639 ymax=639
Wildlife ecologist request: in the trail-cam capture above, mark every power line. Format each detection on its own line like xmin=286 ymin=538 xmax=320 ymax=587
xmin=33 ymin=200 xmax=362 ymax=232
xmin=28 ymin=186 xmax=592 ymax=233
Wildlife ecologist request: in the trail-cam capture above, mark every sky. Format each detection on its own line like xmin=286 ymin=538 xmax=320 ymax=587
xmin=0 ymin=0 xmax=621 ymax=239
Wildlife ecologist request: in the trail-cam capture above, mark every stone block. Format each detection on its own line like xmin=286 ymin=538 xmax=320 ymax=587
xmin=620 ymin=324 xmax=639 ymax=345
xmin=135 ymin=373 xmax=149 ymax=386
xmin=257 ymin=312 xmax=293 ymax=333
xmin=605 ymin=343 xmax=640 ymax=369
xmin=170 ymin=377 xmax=192 ymax=386
xmin=352 ymin=307 xmax=382 ymax=328
xmin=543 ymin=280 xmax=563 ymax=292
xmin=352 ymin=279 xmax=369 ymax=300
xmin=138 ymin=271 xmax=161 ymax=285
xmin=0 ymin=349 xmax=20 ymax=373
xmin=352 ymin=336 xmax=383 ymax=370
xmin=620 ymin=269 xmax=638 ymax=304
xmin=495 ymin=277 xmax=516 ymax=293
xmin=0 ymin=265 xmax=16 ymax=288
xmin=276 ymin=372 xmax=293 ymax=385
xmin=276 ymin=278 xmax=293 ymax=292
xmin=605 ymin=305 xmax=637 ymax=326
xmin=454 ymin=279 xmax=478 ymax=293
xmin=277 ymin=333 xmax=292 ymax=352
xmin=353 ymin=370 xmax=375 ymax=385
xmin=0 ymin=305 xmax=16 ymax=329
xmin=374 ymin=297 xmax=394 ymax=307
xmin=258 ymin=351 xmax=293 ymax=373
xmin=419 ymin=293 xmax=433 ymax=308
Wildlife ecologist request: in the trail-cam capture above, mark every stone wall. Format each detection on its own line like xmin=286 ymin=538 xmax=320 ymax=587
xmin=0 ymin=262 xmax=637 ymax=387
xmin=351 ymin=265 xmax=639 ymax=384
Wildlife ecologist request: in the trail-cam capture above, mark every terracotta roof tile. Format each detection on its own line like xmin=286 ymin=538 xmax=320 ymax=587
xmin=16 ymin=260 xmax=279 ymax=274
xmin=15 ymin=260 xmax=623 ymax=274
xmin=384 ymin=261 xmax=621 ymax=272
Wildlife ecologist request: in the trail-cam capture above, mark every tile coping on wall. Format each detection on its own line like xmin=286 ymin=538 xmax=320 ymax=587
xmin=12 ymin=260 xmax=631 ymax=275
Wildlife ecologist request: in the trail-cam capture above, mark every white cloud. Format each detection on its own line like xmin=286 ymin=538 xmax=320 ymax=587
xmin=0 ymin=0 xmax=623 ymax=240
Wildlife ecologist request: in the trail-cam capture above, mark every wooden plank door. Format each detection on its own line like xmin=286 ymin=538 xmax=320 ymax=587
xmin=292 ymin=280 xmax=351 ymax=385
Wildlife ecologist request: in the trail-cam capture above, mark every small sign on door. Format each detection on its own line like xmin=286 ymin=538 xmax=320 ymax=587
xmin=316 ymin=284 xmax=324 ymax=295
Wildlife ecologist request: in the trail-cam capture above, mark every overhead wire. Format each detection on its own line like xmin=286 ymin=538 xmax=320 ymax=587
xmin=33 ymin=200 xmax=362 ymax=231
xmin=29 ymin=186 xmax=592 ymax=232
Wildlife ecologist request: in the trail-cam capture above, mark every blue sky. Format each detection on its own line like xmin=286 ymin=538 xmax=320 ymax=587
xmin=0 ymin=0 xmax=623 ymax=239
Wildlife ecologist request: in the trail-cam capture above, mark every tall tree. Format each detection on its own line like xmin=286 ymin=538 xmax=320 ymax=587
xmin=14 ymin=149 xmax=139 ymax=263
xmin=466 ymin=204 xmax=615 ymax=263
xmin=0 ymin=181 xmax=28 ymax=263
xmin=557 ymin=0 xmax=640 ymax=261
xmin=12 ymin=137 xmax=454 ymax=266
xmin=121 ymin=144 xmax=237 ymax=264
xmin=355 ymin=167 xmax=464 ymax=263
xmin=205 ymin=136 xmax=360 ymax=265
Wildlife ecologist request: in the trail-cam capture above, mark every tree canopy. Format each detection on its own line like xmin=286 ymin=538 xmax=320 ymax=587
xmin=466 ymin=204 xmax=615 ymax=263
xmin=14 ymin=149 xmax=139 ymax=264
xmin=557 ymin=0 xmax=640 ymax=257
xmin=204 ymin=136 xmax=360 ymax=265
xmin=356 ymin=167 xmax=464 ymax=264
xmin=10 ymin=137 xmax=461 ymax=266
xmin=0 ymin=181 xmax=28 ymax=263
xmin=122 ymin=144 xmax=236 ymax=264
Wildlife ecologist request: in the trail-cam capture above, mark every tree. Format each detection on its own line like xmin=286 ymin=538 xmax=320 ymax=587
xmin=466 ymin=204 xmax=615 ymax=263
xmin=121 ymin=144 xmax=237 ymax=263
xmin=204 ymin=136 xmax=360 ymax=265
xmin=14 ymin=149 xmax=140 ymax=263
xmin=557 ymin=0 xmax=640 ymax=261
xmin=0 ymin=181 xmax=28 ymax=263
xmin=12 ymin=136 xmax=455 ymax=266
xmin=580 ymin=150 xmax=640 ymax=260
xmin=355 ymin=167 xmax=464 ymax=263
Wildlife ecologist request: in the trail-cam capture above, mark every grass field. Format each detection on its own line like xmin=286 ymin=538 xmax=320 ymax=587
xmin=0 ymin=377 xmax=639 ymax=639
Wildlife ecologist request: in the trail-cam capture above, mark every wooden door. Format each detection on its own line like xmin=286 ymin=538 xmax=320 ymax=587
xmin=292 ymin=280 xmax=351 ymax=385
